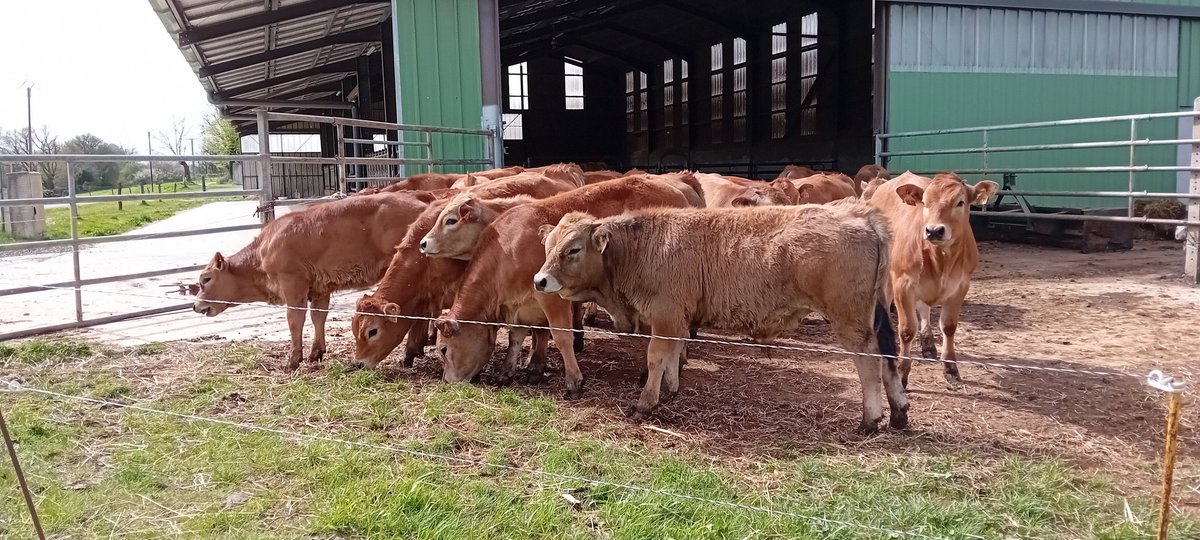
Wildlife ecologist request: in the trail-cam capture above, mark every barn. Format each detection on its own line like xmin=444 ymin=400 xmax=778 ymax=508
xmin=150 ymin=0 xmax=1200 ymax=202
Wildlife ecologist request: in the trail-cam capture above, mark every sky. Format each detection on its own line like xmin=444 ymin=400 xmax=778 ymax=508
xmin=0 ymin=0 xmax=212 ymax=152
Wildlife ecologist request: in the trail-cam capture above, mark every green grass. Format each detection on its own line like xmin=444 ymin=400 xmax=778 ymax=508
xmin=0 ymin=340 xmax=1195 ymax=539
xmin=74 ymin=177 xmax=237 ymax=198
xmin=0 ymin=338 xmax=95 ymax=365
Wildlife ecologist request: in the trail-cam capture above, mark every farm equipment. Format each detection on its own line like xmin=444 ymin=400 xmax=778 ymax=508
xmin=969 ymin=174 xmax=1135 ymax=253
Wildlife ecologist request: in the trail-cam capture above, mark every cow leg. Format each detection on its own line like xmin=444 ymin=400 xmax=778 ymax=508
xmin=525 ymin=329 xmax=550 ymax=384
xmin=892 ymin=290 xmax=919 ymax=389
xmin=939 ymin=298 xmax=965 ymax=387
xmin=916 ymin=302 xmax=938 ymax=360
xmin=403 ymin=319 xmax=430 ymax=368
xmin=571 ymin=302 xmax=586 ymax=354
xmin=307 ymin=294 xmax=330 ymax=364
xmin=633 ymin=324 xmax=686 ymax=419
xmin=496 ymin=327 xmax=530 ymax=385
xmin=583 ymin=302 xmax=599 ymax=325
xmin=536 ymin=294 xmax=585 ymax=399
xmin=281 ymin=287 xmax=308 ymax=372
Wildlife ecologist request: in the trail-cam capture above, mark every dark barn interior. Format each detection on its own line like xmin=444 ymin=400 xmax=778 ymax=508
xmin=497 ymin=0 xmax=879 ymax=178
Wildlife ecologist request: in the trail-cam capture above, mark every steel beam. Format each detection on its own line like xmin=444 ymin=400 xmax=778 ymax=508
xmin=216 ymin=58 xmax=358 ymax=99
xmin=197 ymin=26 xmax=380 ymax=78
xmin=178 ymin=0 xmax=389 ymax=46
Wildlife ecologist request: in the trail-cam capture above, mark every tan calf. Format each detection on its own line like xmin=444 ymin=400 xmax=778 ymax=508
xmin=793 ymin=173 xmax=858 ymax=205
xmin=534 ymin=203 xmax=908 ymax=432
xmin=777 ymin=164 xmax=817 ymax=180
xmin=192 ymin=192 xmax=434 ymax=370
xmin=695 ymin=173 xmax=797 ymax=207
xmin=868 ymin=172 xmax=998 ymax=387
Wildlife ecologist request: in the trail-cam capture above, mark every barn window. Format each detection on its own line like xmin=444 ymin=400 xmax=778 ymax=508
xmin=502 ymin=113 xmax=524 ymax=140
xmin=507 ymin=62 xmax=529 ymax=110
xmin=732 ymin=37 xmax=748 ymax=143
xmin=662 ymin=60 xmax=675 ymax=128
xmin=638 ymin=71 xmax=649 ymax=131
xmin=710 ymin=43 xmax=724 ymax=144
xmin=799 ymin=13 xmax=819 ymax=136
xmin=770 ymin=23 xmax=788 ymax=139
xmin=564 ymin=58 xmax=584 ymax=110
xmin=680 ymin=60 xmax=689 ymax=125
xmin=625 ymin=71 xmax=636 ymax=133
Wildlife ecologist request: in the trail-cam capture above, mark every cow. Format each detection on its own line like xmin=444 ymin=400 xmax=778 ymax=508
xmin=432 ymin=176 xmax=702 ymax=395
xmin=525 ymin=163 xmax=587 ymax=188
xmin=777 ymin=164 xmax=818 ymax=180
xmin=533 ymin=202 xmax=908 ymax=432
xmin=853 ymin=165 xmax=890 ymax=200
xmin=583 ymin=170 xmax=625 ymax=184
xmin=191 ymin=191 xmax=436 ymax=370
xmin=450 ymin=165 xmax=526 ymax=189
xmin=793 ymin=173 xmax=858 ymax=205
xmin=419 ymin=171 xmax=581 ymax=259
xmin=351 ymin=198 xmax=550 ymax=372
xmin=868 ymin=171 xmax=998 ymax=388
xmin=695 ymin=172 xmax=797 ymax=207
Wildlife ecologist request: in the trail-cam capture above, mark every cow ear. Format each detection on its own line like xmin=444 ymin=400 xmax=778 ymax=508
xmin=795 ymin=183 xmax=815 ymax=202
xmin=970 ymin=180 xmax=999 ymax=206
xmin=382 ymin=302 xmax=401 ymax=323
xmin=211 ymin=252 xmax=226 ymax=271
xmin=591 ymin=224 xmax=611 ymax=253
xmin=895 ymin=183 xmax=925 ymax=206
xmin=538 ymin=224 xmax=555 ymax=245
xmin=462 ymin=173 xmax=477 ymax=187
xmin=457 ymin=198 xmax=476 ymax=220
xmin=434 ymin=318 xmax=459 ymax=337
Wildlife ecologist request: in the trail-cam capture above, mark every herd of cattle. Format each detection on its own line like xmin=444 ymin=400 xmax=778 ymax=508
xmin=188 ymin=163 xmax=997 ymax=432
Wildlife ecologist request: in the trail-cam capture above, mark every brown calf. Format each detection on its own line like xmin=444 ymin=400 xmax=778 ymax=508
xmin=534 ymin=203 xmax=907 ymax=432
xmin=192 ymin=192 xmax=434 ymax=370
xmin=868 ymin=171 xmax=998 ymax=388
xmin=695 ymin=173 xmax=797 ymax=207
xmin=777 ymin=164 xmax=817 ymax=180
xmin=793 ymin=173 xmax=858 ymax=205
xmin=433 ymin=177 xmax=697 ymax=395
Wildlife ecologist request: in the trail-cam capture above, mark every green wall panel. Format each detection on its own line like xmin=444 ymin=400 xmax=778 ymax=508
xmin=1181 ymin=20 xmax=1200 ymax=107
xmin=393 ymin=0 xmax=485 ymax=173
xmin=885 ymin=71 xmax=1182 ymax=209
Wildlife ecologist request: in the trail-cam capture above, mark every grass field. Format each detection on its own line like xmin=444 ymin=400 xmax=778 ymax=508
xmin=0 ymin=194 xmax=243 ymax=244
xmin=1 ymin=338 xmax=1194 ymax=540
xmin=73 ymin=177 xmax=236 ymax=198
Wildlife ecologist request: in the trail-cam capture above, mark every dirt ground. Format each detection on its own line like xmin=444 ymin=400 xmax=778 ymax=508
xmin=308 ymin=239 xmax=1199 ymax=507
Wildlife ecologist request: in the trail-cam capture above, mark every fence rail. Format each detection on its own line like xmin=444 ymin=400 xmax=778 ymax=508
xmin=0 ymin=110 xmax=498 ymax=340
xmin=877 ymin=97 xmax=1200 ymax=282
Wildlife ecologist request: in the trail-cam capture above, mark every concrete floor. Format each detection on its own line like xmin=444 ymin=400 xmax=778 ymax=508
xmin=0 ymin=201 xmax=359 ymax=347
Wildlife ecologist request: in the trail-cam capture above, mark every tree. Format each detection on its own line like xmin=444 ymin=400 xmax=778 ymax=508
xmin=0 ymin=126 xmax=62 ymax=194
xmin=62 ymin=134 xmax=128 ymax=189
xmin=202 ymin=109 xmax=241 ymax=181
xmin=154 ymin=117 xmax=193 ymax=188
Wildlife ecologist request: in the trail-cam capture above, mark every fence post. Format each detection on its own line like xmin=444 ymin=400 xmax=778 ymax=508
xmin=334 ymin=119 xmax=348 ymax=195
xmin=255 ymin=109 xmax=274 ymax=223
xmin=1186 ymin=98 xmax=1199 ymax=284
xmin=1129 ymin=118 xmax=1138 ymax=218
xmin=873 ymin=133 xmax=884 ymax=167
xmin=66 ymin=163 xmax=82 ymax=324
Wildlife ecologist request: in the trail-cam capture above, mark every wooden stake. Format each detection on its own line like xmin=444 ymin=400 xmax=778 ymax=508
xmin=0 ymin=407 xmax=47 ymax=540
xmin=1156 ymin=391 xmax=1183 ymax=540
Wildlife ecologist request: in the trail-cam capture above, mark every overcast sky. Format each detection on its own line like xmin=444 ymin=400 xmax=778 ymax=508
xmin=0 ymin=0 xmax=212 ymax=152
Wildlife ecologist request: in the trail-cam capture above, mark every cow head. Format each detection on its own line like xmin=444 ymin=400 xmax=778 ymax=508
xmin=419 ymin=194 xmax=482 ymax=259
xmin=433 ymin=317 xmax=497 ymax=382
xmin=777 ymin=164 xmax=817 ymax=180
xmin=533 ymin=212 xmax=607 ymax=299
xmin=351 ymin=294 xmax=412 ymax=368
xmin=895 ymin=173 xmax=998 ymax=246
xmin=731 ymin=185 xmax=792 ymax=207
xmin=191 ymin=252 xmax=245 ymax=317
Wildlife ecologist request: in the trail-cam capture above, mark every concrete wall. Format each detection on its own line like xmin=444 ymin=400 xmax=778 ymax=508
xmin=2 ymin=171 xmax=45 ymax=239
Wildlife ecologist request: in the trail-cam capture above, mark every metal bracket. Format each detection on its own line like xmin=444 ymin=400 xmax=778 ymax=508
xmin=1147 ymin=370 xmax=1185 ymax=393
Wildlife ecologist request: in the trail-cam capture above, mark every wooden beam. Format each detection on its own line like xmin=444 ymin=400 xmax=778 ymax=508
xmin=198 ymin=26 xmax=380 ymax=78
xmin=215 ymin=58 xmax=359 ymax=98
xmin=178 ymin=0 xmax=389 ymax=46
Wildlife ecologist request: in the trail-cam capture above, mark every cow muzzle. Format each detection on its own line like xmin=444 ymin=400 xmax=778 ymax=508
xmin=924 ymin=225 xmax=948 ymax=242
xmin=419 ymin=236 xmax=437 ymax=255
xmin=533 ymin=272 xmax=562 ymax=293
xmin=192 ymin=301 xmax=223 ymax=317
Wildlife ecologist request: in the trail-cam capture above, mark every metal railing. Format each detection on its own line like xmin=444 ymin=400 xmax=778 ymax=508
xmin=876 ymin=98 xmax=1200 ymax=283
xmin=0 ymin=110 xmax=498 ymax=340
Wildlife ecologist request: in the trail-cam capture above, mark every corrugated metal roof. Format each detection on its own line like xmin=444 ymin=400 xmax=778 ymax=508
xmin=146 ymin=0 xmax=389 ymax=114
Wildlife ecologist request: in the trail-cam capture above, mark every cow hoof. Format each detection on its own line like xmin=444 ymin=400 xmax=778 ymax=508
xmin=522 ymin=368 xmax=546 ymax=385
xmin=943 ymin=370 xmax=963 ymax=388
xmin=494 ymin=374 xmax=515 ymax=387
xmin=901 ymin=374 xmax=910 ymax=391
xmin=563 ymin=380 xmax=585 ymax=400
xmin=859 ymin=417 xmax=883 ymax=434
xmin=402 ymin=354 xmax=416 ymax=368
xmin=921 ymin=342 xmax=938 ymax=360
xmin=469 ymin=374 xmax=481 ymax=385
xmin=625 ymin=404 xmax=652 ymax=421
xmin=660 ymin=390 xmax=678 ymax=405
xmin=889 ymin=410 xmax=909 ymax=430
xmin=307 ymin=349 xmax=326 ymax=364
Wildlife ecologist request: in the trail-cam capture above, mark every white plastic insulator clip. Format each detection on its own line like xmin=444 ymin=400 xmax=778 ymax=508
xmin=0 ymin=379 xmax=22 ymax=392
xmin=1147 ymin=370 xmax=1185 ymax=393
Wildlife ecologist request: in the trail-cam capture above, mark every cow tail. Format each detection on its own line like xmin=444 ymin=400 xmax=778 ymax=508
xmin=869 ymin=211 xmax=898 ymax=370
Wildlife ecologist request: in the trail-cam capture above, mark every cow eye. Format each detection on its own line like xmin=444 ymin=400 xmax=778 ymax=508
xmin=567 ymin=247 xmax=581 ymax=256
xmin=957 ymin=200 xmax=966 ymax=208
xmin=367 ymin=328 xmax=378 ymax=339
xmin=200 ymin=277 xmax=212 ymax=285
xmin=446 ymin=217 xmax=458 ymax=226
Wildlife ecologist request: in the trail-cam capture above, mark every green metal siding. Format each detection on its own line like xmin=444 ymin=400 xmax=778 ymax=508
xmin=393 ymin=0 xmax=485 ymax=173
xmin=1181 ymin=20 xmax=1200 ymax=106
xmin=885 ymin=72 xmax=1180 ymax=209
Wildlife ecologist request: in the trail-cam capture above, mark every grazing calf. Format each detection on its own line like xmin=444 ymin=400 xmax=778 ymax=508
xmin=191 ymin=192 xmax=433 ymax=370
xmin=534 ymin=202 xmax=907 ymax=432
xmin=434 ymin=177 xmax=697 ymax=394
xmin=868 ymin=172 xmax=998 ymax=388
xmin=695 ymin=173 xmax=797 ymax=207
xmin=793 ymin=173 xmax=858 ymax=205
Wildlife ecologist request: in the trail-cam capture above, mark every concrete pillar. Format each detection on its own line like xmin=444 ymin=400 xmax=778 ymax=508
xmin=2 ymin=171 xmax=45 ymax=239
